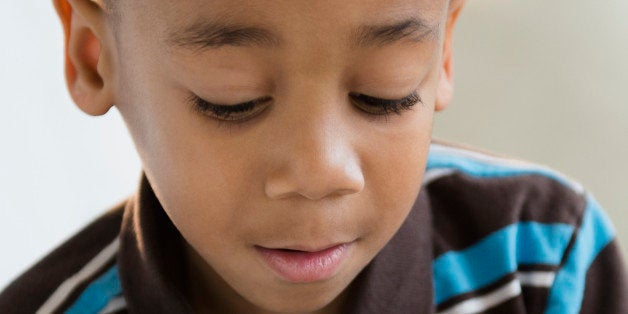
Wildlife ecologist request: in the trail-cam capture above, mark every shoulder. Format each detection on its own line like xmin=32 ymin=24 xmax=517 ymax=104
xmin=425 ymin=140 xmax=590 ymax=257
xmin=425 ymin=140 xmax=624 ymax=313
xmin=0 ymin=198 xmax=127 ymax=314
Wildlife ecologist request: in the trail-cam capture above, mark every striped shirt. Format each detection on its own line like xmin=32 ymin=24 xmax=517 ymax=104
xmin=0 ymin=141 xmax=625 ymax=313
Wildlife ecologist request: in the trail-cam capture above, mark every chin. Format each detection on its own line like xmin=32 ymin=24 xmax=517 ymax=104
xmin=257 ymin=301 xmax=332 ymax=314
xmin=249 ymin=287 xmax=342 ymax=314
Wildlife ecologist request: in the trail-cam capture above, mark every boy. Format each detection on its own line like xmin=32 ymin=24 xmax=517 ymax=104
xmin=0 ymin=0 xmax=626 ymax=313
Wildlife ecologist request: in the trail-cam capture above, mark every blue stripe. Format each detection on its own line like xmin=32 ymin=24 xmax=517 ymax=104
xmin=433 ymin=222 xmax=574 ymax=305
xmin=65 ymin=265 xmax=122 ymax=314
xmin=426 ymin=149 xmax=576 ymax=190
xmin=545 ymin=195 xmax=615 ymax=314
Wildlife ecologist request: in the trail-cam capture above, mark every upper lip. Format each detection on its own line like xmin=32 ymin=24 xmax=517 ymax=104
xmin=257 ymin=241 xmax=355 ymax=253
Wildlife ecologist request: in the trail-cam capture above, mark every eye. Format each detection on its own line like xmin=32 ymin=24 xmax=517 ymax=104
xmin=349 ymin=91 xmax=422 ymax=118
xmin=187 ymin=94 xmax=272 ymax=123
xmin=188 ymin=90 xmax=422 ymax=126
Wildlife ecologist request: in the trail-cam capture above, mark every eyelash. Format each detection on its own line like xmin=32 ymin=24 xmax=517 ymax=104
xmin=348 ymin=91 xmax=422 ymax=121
xmin=188 ymin=91 xmax=422 ymax=128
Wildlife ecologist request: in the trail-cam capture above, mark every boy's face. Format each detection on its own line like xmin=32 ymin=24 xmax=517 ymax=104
xmin=58 ymin=0 xmax=461 ymax=312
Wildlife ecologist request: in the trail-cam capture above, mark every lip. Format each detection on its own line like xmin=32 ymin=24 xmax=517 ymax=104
xmin=255 ymin=242 xmax=354 ymax=283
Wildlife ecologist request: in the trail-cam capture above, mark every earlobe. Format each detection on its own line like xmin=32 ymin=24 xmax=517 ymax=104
xmin=435 ymin=69 xmax=453 ymax=112
xmin=435 ymin=0 xmax=465 ymax=112
xmin=53 ymin=0 xmax=114 ymax=116
xmin=435 ymin=44 xmax=454 ymax=112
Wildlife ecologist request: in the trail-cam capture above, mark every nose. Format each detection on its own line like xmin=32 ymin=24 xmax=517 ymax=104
xmin=264 ymin=100 xmax=365 ymax=201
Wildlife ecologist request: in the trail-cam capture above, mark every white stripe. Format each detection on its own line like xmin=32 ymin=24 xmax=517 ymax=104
xmin=36 ymin=237 xmax=120 ymax=314
xmin=98 ymin=295 xmax=127 ymax=314
xmin=437 ymin=279 xmax=522 ymax=314
xmin=430 ymin=144 xmax=538 ymax=170
xmin=429 ymin=144 xmax=584 ymax=194
xmin=516 ymin=271 xmax=556 ymax=288
xmin=423 ymin=168 xmax=456 ymax=185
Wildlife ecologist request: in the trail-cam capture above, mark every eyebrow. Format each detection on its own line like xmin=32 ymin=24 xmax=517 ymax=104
xmin=353 ymin=18 xmax=439 ymax=47
xmin=167 ymin=21 xmax=281 ymax=50
xmin=166 ymin=17 xmax=439 ymax=51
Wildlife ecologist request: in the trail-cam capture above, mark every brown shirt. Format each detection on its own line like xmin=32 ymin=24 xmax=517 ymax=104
xmin=1 ymin=142 xmax=626 ymax=313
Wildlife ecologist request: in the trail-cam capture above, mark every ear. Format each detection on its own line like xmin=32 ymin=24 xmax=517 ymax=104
xmin=53 ymin=0 xmax=115 ymax=116
xmin=435 ymin=0 xmax=465 ymax=112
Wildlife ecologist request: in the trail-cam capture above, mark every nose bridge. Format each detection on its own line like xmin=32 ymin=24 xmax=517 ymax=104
xmin=264 ymin=85 xmax=365 ymax=201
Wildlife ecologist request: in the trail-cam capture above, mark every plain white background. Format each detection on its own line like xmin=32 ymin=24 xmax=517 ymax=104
xmin=1 ymin=1 xmax=626 ymax=290
xmin=0 ymin=2 xmax=141 ymax=290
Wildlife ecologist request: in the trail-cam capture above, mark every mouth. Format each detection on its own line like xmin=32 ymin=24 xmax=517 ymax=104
xmin=254 ymin=242 xmax=355 ymax=283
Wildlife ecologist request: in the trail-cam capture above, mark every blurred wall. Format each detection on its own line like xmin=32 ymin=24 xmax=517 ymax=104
xmin=1 ymin=1 xmax=626 ymax=290
xmin=434 ymin=0 xmax=628 ymax=259
xmin=0 ymin=2 xmax=142 ymax=290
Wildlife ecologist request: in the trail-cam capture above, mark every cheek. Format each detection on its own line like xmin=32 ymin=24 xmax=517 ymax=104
xmin=142 ymin=125 xmax=255 ymax=246
xmin=117 ymin=83 xmax=256 ymax=248
xmin=359 ymin=107 xmax=433 ymax=246
xmin=376 ymin=144 xmax=426 ymax=221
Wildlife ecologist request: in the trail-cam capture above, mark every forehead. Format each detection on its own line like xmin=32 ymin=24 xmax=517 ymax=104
xmin=119 ymin=0 xmax=448 ymax=50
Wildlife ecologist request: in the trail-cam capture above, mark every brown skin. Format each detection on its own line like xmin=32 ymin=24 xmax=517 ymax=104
xmin=53 ymin=0 xmax=464 ymax=313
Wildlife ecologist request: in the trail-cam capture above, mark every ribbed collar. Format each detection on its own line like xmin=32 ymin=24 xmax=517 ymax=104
xmin=117 ymin=172 xmax=434 ymax=313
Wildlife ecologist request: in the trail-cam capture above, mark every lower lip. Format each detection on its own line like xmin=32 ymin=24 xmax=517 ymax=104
xmin=255 ymin=243 xmax=353 ymax=283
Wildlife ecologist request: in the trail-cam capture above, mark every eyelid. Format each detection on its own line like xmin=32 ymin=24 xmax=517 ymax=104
xmin=349 ymin=90 xmax=421 ymax=120
xmin=188 ymin=90 xmax=421 ymax=128
xmin=193 ymin=96 xmax=270 ymax=108
xmin=349 ymin=91 xmax=420 ymax=105
xmin=187 ymin=94 xmax=271 ymax=125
